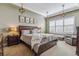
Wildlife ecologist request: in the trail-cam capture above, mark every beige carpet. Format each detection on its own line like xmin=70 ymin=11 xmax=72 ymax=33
xmin=41 ymin=40 xmax=77 ymax=56
xmin=4 ymin=43 xmax=32 ymax=56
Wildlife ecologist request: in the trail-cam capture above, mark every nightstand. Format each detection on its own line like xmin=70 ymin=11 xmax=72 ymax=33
xmin=7 ymin=35 xmax=20 ymax=46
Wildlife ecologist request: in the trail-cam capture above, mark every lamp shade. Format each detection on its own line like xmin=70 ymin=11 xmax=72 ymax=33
xmin=8 ymin=26 xmax=17 ymax=32
xmin=7 ymin=26 xmax=19 ymax=36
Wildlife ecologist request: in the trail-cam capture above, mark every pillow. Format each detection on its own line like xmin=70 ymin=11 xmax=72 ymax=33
xmin=22 ymin=30 xmax=30 ymax=35
xmin=32 ymin=28 xmax=41 ymax=34
xmin=32 ymin=29 xmax=38 ymax=34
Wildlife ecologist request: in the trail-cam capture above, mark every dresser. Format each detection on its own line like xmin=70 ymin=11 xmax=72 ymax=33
xmin=76 ymin=27 xmax=79 ymax=55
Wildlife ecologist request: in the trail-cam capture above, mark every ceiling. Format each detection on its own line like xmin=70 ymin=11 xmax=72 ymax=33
xmin=13 ymin=3 xmax=79 ymax=17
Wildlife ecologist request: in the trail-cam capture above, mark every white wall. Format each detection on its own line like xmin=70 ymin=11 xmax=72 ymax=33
xmin=0 ymin=3 xmax=45 ymax=32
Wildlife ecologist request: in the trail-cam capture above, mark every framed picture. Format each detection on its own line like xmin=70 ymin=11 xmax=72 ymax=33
xmin=30 ymin=18 xmax=34 ymax=24
xmin=19 ymin=15 xmax=25 ymax=23
xmin=26 ymin=17 xmax=30 ymax=23
xmin=19 ymin=15 xmax=35 ymax=24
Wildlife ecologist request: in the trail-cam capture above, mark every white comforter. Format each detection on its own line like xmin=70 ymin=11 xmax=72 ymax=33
xmin=31 ymin=33 xmax=55 ymax=49
xmin=31 ymin=33 xmax=42 ymax=49
xmin=21 ymin=33 xmax=56 ymax=52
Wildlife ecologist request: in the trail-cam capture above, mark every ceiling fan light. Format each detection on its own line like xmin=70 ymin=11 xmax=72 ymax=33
xmin=19 ymin=4 xmax=25 ymax=14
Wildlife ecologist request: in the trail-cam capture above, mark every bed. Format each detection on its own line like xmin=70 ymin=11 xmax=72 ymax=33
xmin=19 ymin=26 xmax=38 ymax=46
xmin=18 ymin=26 xmax=57 ymax=55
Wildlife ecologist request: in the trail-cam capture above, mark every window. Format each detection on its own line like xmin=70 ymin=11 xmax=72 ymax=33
xmin=49 ymin=16 xmax=75 ymax=34
xmin=49 ymin=20 xmax=55 ymax=33
xmin=64 ymin=17 xmax=75 ymax=34
xmin=64 ymin=25 xmax=74 ymax=34
xmin=56 ymin=19 xmax=63 ymax=34
xmin=56 ymin=20 xmax=63 ymax=26
xmin=64 ymin=17 xmax=74 ymax=25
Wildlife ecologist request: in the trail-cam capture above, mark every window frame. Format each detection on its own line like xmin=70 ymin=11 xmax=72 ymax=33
xmin=49 ymin=16 xmax=75 ymax=35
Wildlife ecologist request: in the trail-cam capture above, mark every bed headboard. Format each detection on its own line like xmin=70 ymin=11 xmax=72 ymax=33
xmin=18 ymin=25 xmax=39 ymax=36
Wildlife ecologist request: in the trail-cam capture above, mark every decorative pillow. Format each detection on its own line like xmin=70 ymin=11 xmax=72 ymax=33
xmin=22 ymin=30 xmax=30 ymax=35
xmin=32 ymin=28 xmax=41 ymax=34
xmin=32 ymin=29 xmax=38 ymax=33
